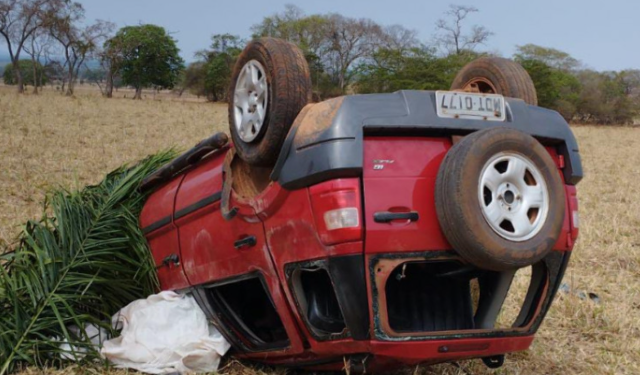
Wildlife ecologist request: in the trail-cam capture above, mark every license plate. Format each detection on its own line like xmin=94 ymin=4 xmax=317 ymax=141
xmin=435 ymin=91 xmax=506 ymax=122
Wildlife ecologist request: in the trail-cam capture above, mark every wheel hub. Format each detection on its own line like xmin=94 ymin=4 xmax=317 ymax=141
xmin=478 ymin=152 xmax=549 ymax=242
xmin=233 ymin=60 xmax=268 ymax=143
xmin=497 ymin=183 xmax=520 ymax=209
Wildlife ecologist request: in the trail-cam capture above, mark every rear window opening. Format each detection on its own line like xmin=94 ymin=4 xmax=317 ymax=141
xmin=205 ymin=275 xmax=289 ymax=350
xmin=386 ymin=261 xmax=475 ymax=332
xmin=385 ymin=261 xmax=545 ymax=333
xmin=290 ymin=267 xmax=347 ymax=338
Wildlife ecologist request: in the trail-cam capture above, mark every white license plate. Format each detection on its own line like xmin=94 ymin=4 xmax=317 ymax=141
xmin=436 ymin=91 xmax=506 ymax=122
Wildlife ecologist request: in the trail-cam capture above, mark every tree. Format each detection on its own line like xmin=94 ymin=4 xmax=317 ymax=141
xmin=435 ymin=5 xmax=493 ymax=55
xmin=618 ymin=69 xmax=640 ymax=97
xmin=49 ymin=1 xmax=113 ymax=96
xmin=3 ymin=58 xmax=47 ymax=86
xmin=253 ymin=6 xmax=409 ymax=96
xmin=323 ymin=14 xmax=385 ymax=92
xmin=83 ymin=65 xmax=108 ymax=93
xmin=252 ymin=5 xmax=331 ymax=96
xmin=182 ymin=34 xmax=243 ymax=101
xmin=101 ymin=30 xmax=124 ymax=98
xmin=105 ymin=24 xmax=184 ymax=99
xmin=0 ymin=0 xmax=59 ymax=93
xmin=22 ymin=28 xmax=50 ymax=93
xmin=574 ymin=70 xmax=638 ymax=124
xmin=516 ymin=58 xmax=581 ymax=120
xmin=357 ymin=46 xmax=479 ymax=94
xmin=380 ymin=24 xmax=419 ymax=52
xmin=181 ymin=61 xmax=206 ymax=97
xmin=515 ymin=44 xmax=581 ymax=71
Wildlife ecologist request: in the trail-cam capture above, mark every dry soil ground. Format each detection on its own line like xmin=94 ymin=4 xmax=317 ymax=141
xmin=1 ymin=86 xmax=640 ymax=374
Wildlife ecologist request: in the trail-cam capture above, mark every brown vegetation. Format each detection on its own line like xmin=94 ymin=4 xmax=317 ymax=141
xmin=2 ymin=87 xmax=639 ymax=374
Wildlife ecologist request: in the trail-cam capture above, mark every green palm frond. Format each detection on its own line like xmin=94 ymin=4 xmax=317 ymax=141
xmin=0 ymin=150 xmax=177 ymax=375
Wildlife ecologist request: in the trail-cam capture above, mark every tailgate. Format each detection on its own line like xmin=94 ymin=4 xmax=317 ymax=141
xmin=363 ymin=137 xmax=452 ymax=254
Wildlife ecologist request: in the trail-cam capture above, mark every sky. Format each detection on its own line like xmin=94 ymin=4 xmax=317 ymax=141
xmin=44 ymin=0 xmax=640 ymax=71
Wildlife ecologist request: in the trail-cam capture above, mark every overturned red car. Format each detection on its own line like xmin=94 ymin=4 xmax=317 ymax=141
xmin=139 ymin=38 xmax=582 ymax=372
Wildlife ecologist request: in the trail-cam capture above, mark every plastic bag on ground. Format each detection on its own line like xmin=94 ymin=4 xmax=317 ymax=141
xmin=101 ymin=291 xmax=230 ymax=374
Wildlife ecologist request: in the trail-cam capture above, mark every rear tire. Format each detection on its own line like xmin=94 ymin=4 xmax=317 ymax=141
xmin=435 ymin=128 xmax=565 ymax=271
xmin=228 ymin=38 xmax=311 ymax=167
xmin=451 ymin=57 xmax=538 ymax=106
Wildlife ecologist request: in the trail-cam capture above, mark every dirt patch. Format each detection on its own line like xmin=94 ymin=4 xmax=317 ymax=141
xmin=293 ymin=97 xmax=344 ymax=148
xmin=230 ymin=154 xmax=273 ymax=199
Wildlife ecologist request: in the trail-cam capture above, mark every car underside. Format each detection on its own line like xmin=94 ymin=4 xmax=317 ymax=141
xmin=138 ymin=38 xmax=581 ymax=372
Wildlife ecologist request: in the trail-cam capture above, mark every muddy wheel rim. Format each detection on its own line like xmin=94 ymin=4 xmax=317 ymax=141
xmin=233 ymin=60 xmax=268 ymax=143
xmin=463 ymin=77 xmax=498 ymax=94
xmin=478 ymin=152 xmax=549 ymax=242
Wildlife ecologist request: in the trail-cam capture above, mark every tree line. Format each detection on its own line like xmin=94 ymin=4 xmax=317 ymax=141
xmin=1 ymin=2 xmax=638 ymax=124
xmin=0 ymin=0 xmax=183 ymax=97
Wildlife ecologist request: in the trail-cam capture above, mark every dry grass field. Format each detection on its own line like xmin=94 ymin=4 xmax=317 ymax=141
xmin=1 ymin=86 xmax=640 ymax=374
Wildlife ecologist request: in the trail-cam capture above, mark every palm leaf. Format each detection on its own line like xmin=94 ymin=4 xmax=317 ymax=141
xmin=0 ymin=150 xmax=177 ymax=374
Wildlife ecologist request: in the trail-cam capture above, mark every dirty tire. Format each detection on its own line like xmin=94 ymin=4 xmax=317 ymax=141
xmin=450 ymin=57 xmax=538 ymax=106
xmin=435 ymin=128 xmax=565 ymax=271
xmin=228 ymin=37 xmax=311 ymax=167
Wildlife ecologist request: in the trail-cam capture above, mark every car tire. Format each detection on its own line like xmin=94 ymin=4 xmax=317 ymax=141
xmin=435 ymin=127 xmax=565 ymax=271
xmin=228 ymin=37 xmax=311 ymax=167
xmin=450 ymin=57 xmax=538 ymax=106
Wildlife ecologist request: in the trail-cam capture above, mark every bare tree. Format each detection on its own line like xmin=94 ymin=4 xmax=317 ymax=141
xmin=49 ymin=2 xmax=113 ymax=96
xmin=0 ymin=0 xmax=57 ymax=93
xmin=380 ymin=24 xmax=419 ymax=52
xmin=323 ymin=14 xmax=383 ymax=92
xmin=97 ymin=34 xmax=127 ymax=98
xmin=22 ymin=28 xmax=50 ymax=93
xmin=435 ymin=5 xmax=493 ymax=55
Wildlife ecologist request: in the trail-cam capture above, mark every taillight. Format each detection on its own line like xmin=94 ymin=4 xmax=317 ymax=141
xmin=309 ymin=178 xmax=363 ymax=245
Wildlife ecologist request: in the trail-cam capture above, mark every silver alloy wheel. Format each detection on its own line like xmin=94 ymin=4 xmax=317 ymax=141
xmin=478 ymin=152 xmax=549 ymax=242
xmin=233 ymin=60 xmax=268 ymax=143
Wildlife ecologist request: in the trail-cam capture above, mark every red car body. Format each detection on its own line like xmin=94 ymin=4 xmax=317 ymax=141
xmin=140 ymin=91 xmax=581 ymax=372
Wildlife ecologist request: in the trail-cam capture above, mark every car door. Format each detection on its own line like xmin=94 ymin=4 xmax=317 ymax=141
xmin=173 ymin=151 xmax=305 ymax=355
xmin=172 ymin=152 xmax=267 ymax=284
xmin=140 ymin=176 xmax=189 ymax=290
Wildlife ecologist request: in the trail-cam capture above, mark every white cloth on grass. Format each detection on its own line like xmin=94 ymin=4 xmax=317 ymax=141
xmin=100 ymin=291 xmax=230 ymax=374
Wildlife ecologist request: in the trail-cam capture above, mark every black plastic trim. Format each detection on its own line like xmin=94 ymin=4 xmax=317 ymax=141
xmin=272 ymin=90 xmax=583 ymax=190
xmin=174 ymin=191 xmax=222 ymax=220
xmin=142 ymin=191 xmax=222 ymax=236
xmin=374 ymin=211 xmax=419 ymax=223
xmin=285 ymin=255 xmax=370 ymax=341
xmin=234 ymin=235 xmax=257 ymax=249
xmin=140 ymin=132 xmax=228 ymax=193
xmin=327 ymin=255 xmax=370 ymax=340
xmin=142 ymin=215 xmax=171 ymax=235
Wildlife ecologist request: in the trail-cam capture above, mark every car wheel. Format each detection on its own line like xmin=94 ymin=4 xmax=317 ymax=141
xmin=435 ymin=127 xmax=565 ymax=271
xmin=450 ymin=57 xmax=538 ymax=106
xmin=228 ymin=37 xmax=311 ymax=167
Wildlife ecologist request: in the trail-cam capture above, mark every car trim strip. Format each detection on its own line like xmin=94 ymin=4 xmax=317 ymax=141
xmin=142 ymin=191 xmax=222 ymax=235
xmin=174 ymin=191 xmax=222 ymax=220
xmin=142 ymin=215 xmax=171 ymax=235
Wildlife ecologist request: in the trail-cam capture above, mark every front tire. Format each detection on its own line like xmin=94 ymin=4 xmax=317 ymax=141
xmin=451 ymin=57 xmax=538 ymax=106
xmin=228 ymin=38 xmax=311 ymax=167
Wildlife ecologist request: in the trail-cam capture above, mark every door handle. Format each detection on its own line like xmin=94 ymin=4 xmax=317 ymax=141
xmin=234 ymin=235 xmax=257 ymax=249
xmin=157 ymin=253 xmax=180 ymax=269
xmin=374 ymin=211 xmax=419 ymax=223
